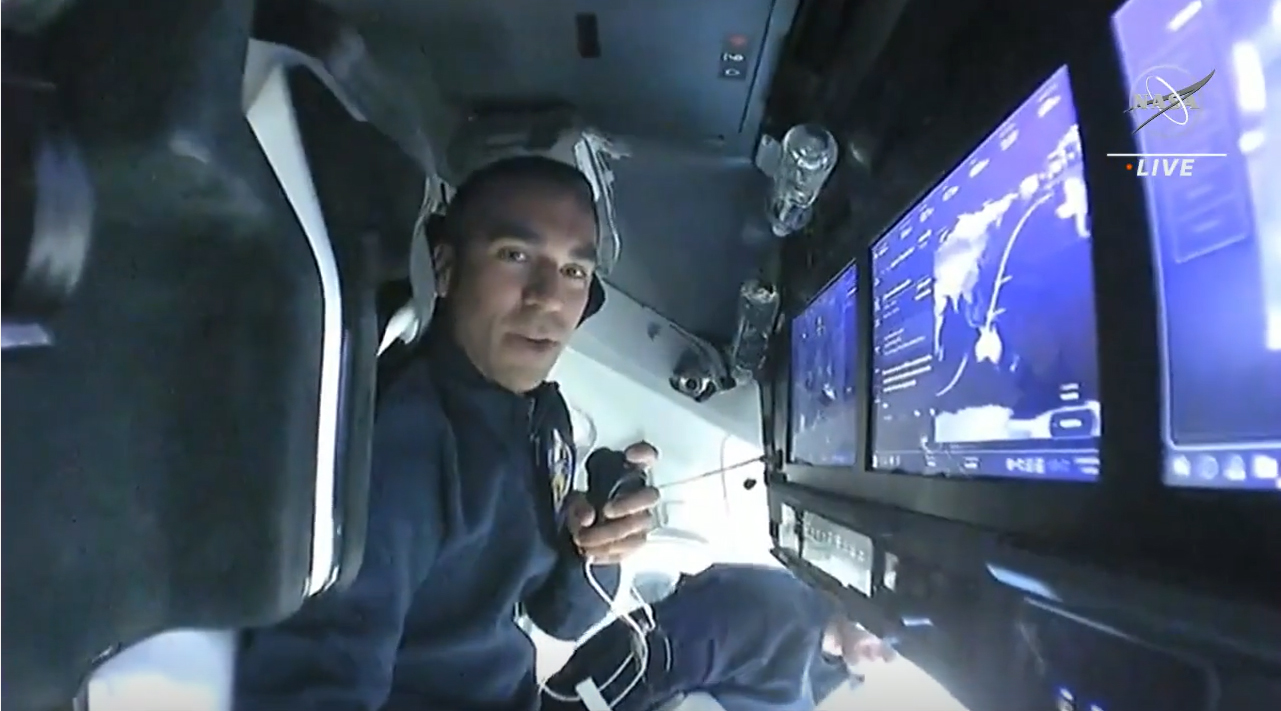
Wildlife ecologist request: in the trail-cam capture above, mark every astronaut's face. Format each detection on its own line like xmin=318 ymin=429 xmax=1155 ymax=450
xmin=437 ymin=181 xmax=599 ymax=392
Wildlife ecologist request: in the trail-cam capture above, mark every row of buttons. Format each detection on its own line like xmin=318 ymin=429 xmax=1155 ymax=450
xmin=1167 ymin=451 xmax=1279 ymax=486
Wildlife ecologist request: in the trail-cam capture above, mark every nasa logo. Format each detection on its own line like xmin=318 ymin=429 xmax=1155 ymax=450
xmin=547 ymin=427 xmax=574 ymax=513
xmin=1126 ymin=65 xmax=1215 ymax=139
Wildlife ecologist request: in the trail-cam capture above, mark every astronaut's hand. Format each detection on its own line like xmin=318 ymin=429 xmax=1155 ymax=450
xmin=844 ymin=630 xmax=898 ymax=666
xmin=567 ymin=442 xmax=662 ymax=565
xmin=565 ymin=488 xmax=658 ymax=565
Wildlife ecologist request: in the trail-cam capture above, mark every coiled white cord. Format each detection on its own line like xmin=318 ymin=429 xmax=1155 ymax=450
xmin=536 ymin=453 xmax=766 ymax=709
xmin=539 ymin=560 xmax=657 ymax=710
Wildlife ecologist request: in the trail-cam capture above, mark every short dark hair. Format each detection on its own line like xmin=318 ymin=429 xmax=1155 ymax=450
xmin=437 ymin=155 xmax=598 ymax=249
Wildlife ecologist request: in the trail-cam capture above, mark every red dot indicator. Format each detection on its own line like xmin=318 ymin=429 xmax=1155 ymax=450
xmin=1126 ymin=163 xmax=1133 ymax=170
xmin=728 ymin=34 xmax=748 ymax=47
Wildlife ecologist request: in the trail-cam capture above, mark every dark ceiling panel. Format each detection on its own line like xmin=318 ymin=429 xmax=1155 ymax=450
xmin=329 ymin=0 xmax=792 ymax=151
xmin=317 ymin=0 xmax=800 ymax=340
xmin=607 ymin=146 xmax=774 ymax=341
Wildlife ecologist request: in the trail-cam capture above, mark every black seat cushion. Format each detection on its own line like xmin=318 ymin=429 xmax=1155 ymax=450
xmin=2 ymin=2 xmax=326 ymax=707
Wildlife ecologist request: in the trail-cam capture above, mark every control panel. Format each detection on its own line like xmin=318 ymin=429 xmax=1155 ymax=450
xmin=769 ymin=490 xmax=1281 ymax=711
xmin=800 ymin=511 xmax=875 ymax=596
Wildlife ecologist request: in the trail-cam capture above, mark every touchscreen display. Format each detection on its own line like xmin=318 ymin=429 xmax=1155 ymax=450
xmin=1113 ymin=0 xmax=1281 ymax=491
xmin=870 ymin=66 xmax=1101 ymax=480
xmin=790 ymin=265 xmax=858 ymax=466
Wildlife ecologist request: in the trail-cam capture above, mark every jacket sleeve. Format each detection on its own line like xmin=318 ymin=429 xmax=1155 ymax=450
xmin=524 ymin=542 xmax=621 ymax=641
xmin=234 ymin=365 xmax=447 ymax=711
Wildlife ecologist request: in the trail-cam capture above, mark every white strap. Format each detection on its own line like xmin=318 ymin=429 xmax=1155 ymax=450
xmin=405 ymin=174 xmax=442 ymax=343
xmin=575 ymin=678 xmax=613 ymax=711
xmin=378 ymin=303 xmax=420 ymax=356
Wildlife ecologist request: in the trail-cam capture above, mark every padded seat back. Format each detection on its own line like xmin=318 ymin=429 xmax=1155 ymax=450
xmin=267 ymin=38 xmax=443 ymax=592
xmin=71 ymin=24 xmax=438 ymax=711
xmin=0 ymin=3 xmax=387 ymax=708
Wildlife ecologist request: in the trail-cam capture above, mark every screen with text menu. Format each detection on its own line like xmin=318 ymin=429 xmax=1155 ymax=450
xmin=870 ymin=66 xmax=1101 ymax=481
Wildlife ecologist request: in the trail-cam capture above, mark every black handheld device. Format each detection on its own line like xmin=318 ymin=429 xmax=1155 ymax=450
xmin=583 ymin=448 xmax=650 ymax=515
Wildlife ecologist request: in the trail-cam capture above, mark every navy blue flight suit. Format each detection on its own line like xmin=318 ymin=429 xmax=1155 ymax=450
xmin=234 ymin=330 xmax=621 ymax=711
xmin=543 ymin=564 xmax=852 ymax=711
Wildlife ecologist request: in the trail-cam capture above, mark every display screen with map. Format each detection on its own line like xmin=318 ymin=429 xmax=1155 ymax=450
xmin=869 ymin=66 xmax=1101 ymax=480
xmin=790 ymin=265 xmax=858 ymax=466
xmin=1113 ymin=0 xmax=1281 ymax=492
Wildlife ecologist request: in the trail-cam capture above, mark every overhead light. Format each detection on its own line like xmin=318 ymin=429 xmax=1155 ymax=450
xmin=767 ymin=123 xmax=839 ymax=237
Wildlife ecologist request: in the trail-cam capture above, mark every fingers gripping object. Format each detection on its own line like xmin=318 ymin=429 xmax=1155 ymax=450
xmin=541 ymin=451 xmax=770 ymax=708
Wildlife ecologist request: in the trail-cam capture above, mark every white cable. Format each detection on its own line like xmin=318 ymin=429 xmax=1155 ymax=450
xmin=587 ymin=562 xmax=653 ymax=706
xmin=539 ymin=559 xmax=656 ymax=709
xmin=539 ymin=457 xmax=767 ymax=706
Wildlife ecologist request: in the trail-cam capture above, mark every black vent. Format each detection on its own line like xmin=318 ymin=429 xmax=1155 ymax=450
xmin=575 ymin=13 xmax=601 ymax=59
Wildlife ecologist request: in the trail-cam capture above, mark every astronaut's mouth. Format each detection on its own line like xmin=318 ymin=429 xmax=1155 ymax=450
xmin=513 ymin=335 xmax=559 ymax=352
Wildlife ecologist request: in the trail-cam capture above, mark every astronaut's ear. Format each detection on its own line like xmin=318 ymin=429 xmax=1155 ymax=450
xmin=579 ymin=274 xmax=605 ymax=324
